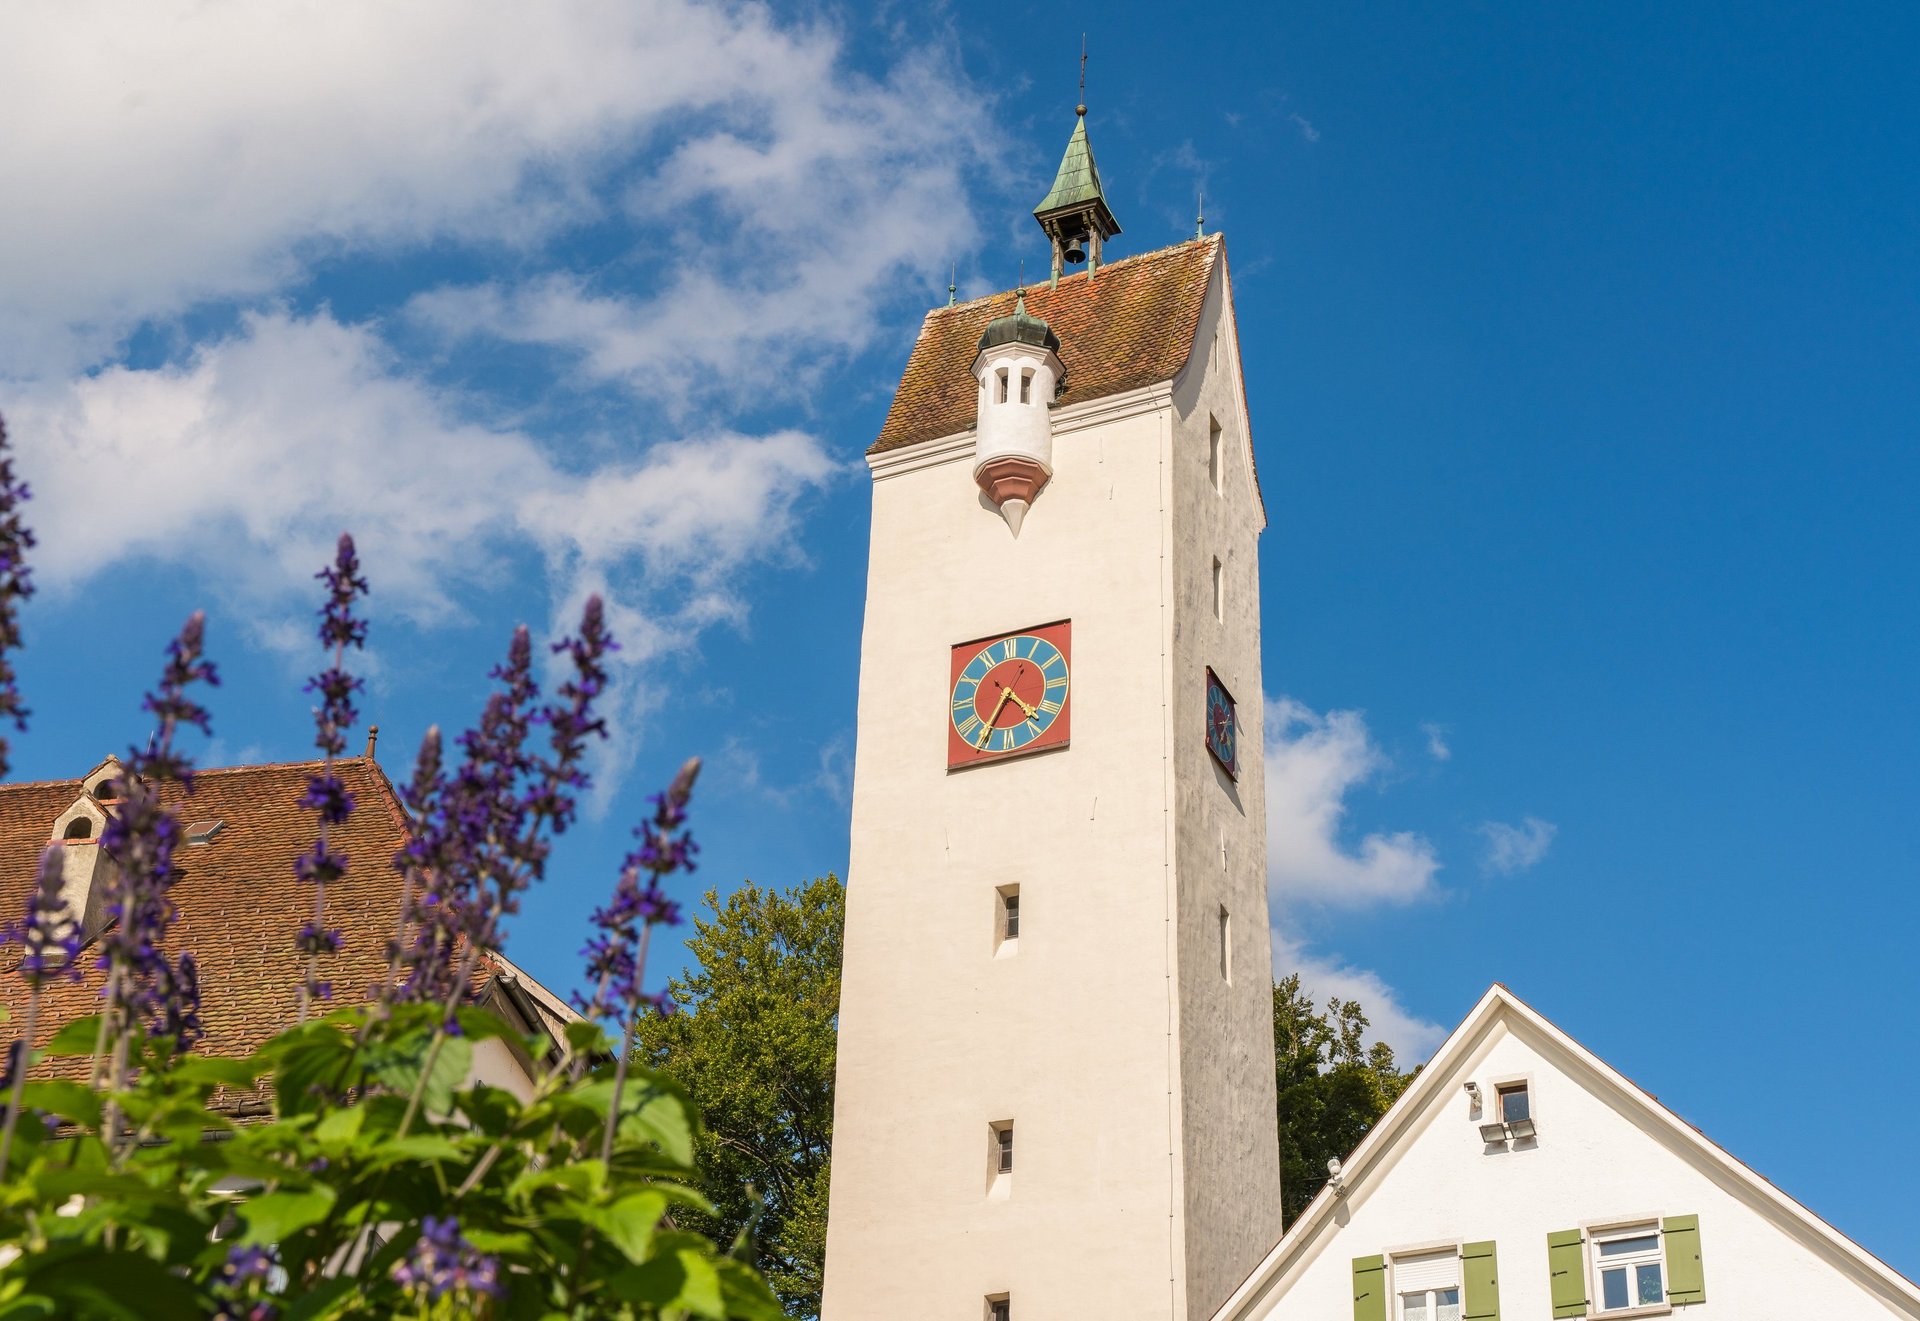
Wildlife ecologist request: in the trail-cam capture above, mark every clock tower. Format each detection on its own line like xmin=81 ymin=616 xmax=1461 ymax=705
xmin=822 ymin=107 xmax=1283 ymax=1321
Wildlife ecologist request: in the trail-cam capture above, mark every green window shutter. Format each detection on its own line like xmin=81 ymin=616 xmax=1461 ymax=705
xmin=1352 ymin=1254 xmax=1387 ymax=1321
xmin=1663 ymin=1214 xmax=1706 ymax=1305
xmin=1462 ymin=1240 xmax=1500 ymax=1321
xmin=1547 ymin=1229 xmax=1588 ymax=1319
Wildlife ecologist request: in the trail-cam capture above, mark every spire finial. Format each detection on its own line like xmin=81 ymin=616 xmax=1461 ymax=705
xmin=1077 ymin=34 xmax=1088 ymax=117
xmin=1016 ymin=259 xmax=1026 ymax=312
xmin=948 ymin=263 xmax=957 ymax=307
xmin=1195 ymin=190 xmax=1205 ymax=241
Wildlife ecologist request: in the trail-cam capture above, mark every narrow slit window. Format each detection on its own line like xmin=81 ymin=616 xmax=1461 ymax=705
xmin=1218 ymin=905 xmax=1232 ymax=982
xmin=995 ymin=1122 xmax=1013 ymax=1174
xmin=996 ymin=368 xmax=1009 ymax=404
xmin=1212 ymin=557 xmax=1225 ymax=621
xmin=1208 ymin=416 xmax=1224 ymax=493
xmin=995 ymin=885 xmax=1020 ymax=953
xmin=987 ymin=1298 xmax=1011 ymax=1321
xmin=1020 ymin=369 xmax=1033 ymax=403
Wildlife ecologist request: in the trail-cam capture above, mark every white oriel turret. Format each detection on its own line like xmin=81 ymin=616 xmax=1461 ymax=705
xmin=970 ymin=289 xmax=1062 ymax=536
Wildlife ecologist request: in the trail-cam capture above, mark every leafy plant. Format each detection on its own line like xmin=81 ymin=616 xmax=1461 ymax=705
xmin=0 ymin=414 xmax=779 ymax=1319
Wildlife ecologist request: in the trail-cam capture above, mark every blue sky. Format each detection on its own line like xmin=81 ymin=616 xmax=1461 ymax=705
xmin=4 ymin=0 xmax=1917 ymax=1276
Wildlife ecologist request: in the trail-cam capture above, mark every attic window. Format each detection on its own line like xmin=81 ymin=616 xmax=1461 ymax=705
xmin=92 ymin=780 xmax=120 ymax=801
xmin=62 ymin=818 xmax=93 ymax=841
xmin=185 ymin=820 xmax=225 ymax=846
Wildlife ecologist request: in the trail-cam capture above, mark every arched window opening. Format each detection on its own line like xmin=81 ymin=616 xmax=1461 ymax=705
xmin=63 ymin=817 xmax=93 ymax=841
xmin=1020 ymin=369 xmax=1034 ymax=404
xmin=996 ymin=368 xmax=1009 ymax=404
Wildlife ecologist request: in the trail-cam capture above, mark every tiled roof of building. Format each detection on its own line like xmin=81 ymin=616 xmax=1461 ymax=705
xmin=870 ymin=234 xmax=1224 ymax=455
xmin=0 ymin=757 xmax=555 ymax=1092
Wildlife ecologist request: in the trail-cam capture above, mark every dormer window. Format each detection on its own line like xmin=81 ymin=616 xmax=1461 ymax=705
xmin=62 ymin=818 xmax=93 ymax=841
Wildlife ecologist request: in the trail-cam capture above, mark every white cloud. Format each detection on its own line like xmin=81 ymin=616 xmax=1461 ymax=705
xmin=1265 ymin=697 xmax=1441 ymax=906
xmin=1421 ymin=721 xmax=1452 ymax=761
xmin=1271 ymin=929 xmax=1446 ymax=1063
xmin=0 ymin=1 xmax=986 ymax=377
xmin=1289 ymin=112 xmax=1322 ymax=144
xmin=1478 ymin=817 xmax=1557 ymax=876
xmin=8 ymin=307 xmax=835 ymax=646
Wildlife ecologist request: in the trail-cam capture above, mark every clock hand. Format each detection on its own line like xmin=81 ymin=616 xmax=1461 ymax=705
xmin=979 ymin=685 xmax=1016 ymax=747
xmin=1002 ymin=686 xmax=1041 ymax=721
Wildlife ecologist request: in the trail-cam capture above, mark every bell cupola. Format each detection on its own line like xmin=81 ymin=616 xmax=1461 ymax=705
xmin=1033 ymin=104 xmax=1121 ymax=284
xmin=970 ymin=288 xmax=1062 ymax=537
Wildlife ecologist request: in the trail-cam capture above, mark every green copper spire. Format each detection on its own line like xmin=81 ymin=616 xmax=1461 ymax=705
xmin=1033 ymin=107 xmax=1122 ymax=285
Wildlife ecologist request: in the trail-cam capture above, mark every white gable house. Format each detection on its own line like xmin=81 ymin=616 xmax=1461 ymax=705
xmin=1216 ymin=985 xmax=1920 ymax=1321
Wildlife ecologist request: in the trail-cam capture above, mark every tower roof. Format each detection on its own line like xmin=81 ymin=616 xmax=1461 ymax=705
xmin=874 ymin=236 xmax=1222 ymax=455
xmin=1033 ymin=111 xmax=1120 ymax=239
xmin=976 ymin=288 xmax=1061 ymax=356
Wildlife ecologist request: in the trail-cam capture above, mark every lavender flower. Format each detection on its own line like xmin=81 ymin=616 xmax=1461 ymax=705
xmin=0 ymin=847 xmax=74 ymax=1173
xmin=387 ymin=597 xmax=613 ymax=1009
xmin=214 ymin=1245 xmax=281 ymax=1321
xmin=0 ymin=415 xmax=34 ymax=781
xmin=97 ymin=612 xmax=217 ymax=1058
xmin=391 ymin=1216 xmax=501 ymax=1303
xmin=14 ymin=845 xmax=79 ymax=987
xmin=296 ymin=534 xmax=368 ymax=1016
xmin=577 ymin=758 xmax=699 ymax=1024
xmin=578 ymin=758 xmax=698 ymax=1162
xmin=219 ymin=1243 xmax=277 ymax=1286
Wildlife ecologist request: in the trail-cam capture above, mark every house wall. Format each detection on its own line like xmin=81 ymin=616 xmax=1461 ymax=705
xmin=1228 ymin=1019 xmax=1918 ymax=1320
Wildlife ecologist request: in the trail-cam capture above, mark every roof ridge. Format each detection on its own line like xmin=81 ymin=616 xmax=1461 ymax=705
xmin=0 ymin=753 xmax=381 ymax=794
xmin=932 ymin=235 xmax=1219 ymax=317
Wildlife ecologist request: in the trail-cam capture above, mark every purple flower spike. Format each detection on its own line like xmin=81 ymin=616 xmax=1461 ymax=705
xmin=0 ymin=415 xmax=36 ymax=781
xmin=296 ymin=535 xmax=368 ymax=1017
xmin=98 ymin=612 xmax=217 ymax=1055
xmin=576 ymin=757 xmax=700 ymax=1024
xmin=392 ymin=1215 xmax=501 ymax=1302
xmin=12 ymin=845 xmax=79 ymax=986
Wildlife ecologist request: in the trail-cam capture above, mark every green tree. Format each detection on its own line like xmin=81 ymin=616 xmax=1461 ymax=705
xmin=1273 ymin=973 xmax=1415 ymax=1224
xmin=639 ymin=875 xmax=843 ymax=1318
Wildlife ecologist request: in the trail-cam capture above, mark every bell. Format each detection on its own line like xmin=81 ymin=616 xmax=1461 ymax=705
xmin=1062 ymin=236 xmax=1087 ymax=265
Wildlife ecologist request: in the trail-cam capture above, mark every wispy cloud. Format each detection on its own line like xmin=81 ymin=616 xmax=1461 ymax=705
xmin=1272 ymin=928 xmax=1446 ymax=1063
xmin=1265 ymin=697 xmax=1441 ymax=906
xmin=1264 ymin=694 xmax=1446 ymax=1059
xmin=1421 ymin=722 xmax=1452 ymax=762
xmin=1289 ymin=112 xmax=1321 ymax=143
xmin=1478 ymin=817 xmax=1558 ymax=876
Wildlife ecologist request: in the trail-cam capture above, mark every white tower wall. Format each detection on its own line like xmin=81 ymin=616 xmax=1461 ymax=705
xmin=824 ymin=252 xmax=1281 ymax=1321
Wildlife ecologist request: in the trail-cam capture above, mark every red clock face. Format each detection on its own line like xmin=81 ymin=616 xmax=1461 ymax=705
xmin=948 ymin=620 xmax=1072 ymax=768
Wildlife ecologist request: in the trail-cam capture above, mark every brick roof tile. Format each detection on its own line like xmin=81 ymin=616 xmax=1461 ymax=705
xmin=871 ymin=235 xmax=1223 ymax=455
xmin=0 ymin=758 xmax=525 ymax=1089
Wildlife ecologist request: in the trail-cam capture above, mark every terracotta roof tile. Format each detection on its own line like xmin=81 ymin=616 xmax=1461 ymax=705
xmin=0 ymin=758 xmax=472 ymax=1086
xmin=871 ymin=235 xmax=1223 ymax=455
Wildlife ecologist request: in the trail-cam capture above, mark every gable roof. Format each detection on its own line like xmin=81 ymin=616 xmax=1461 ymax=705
xmin=1214 ymin=984 xmax=1920 ymax=1318
xmin=0 ymin=757 xmax=573 ymax=1091
xmin=871 ymin=235 xmax=1223 ymax=455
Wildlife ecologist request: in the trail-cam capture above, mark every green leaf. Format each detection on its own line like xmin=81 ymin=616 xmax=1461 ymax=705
xmin=0 ymin=1298 xmax=58 ymax=1320
xmin=608 ymin=1246 xmax=724 ymax=1317
xmin=586 ymin=1190 xmax=667 ymax=1263
xmin=617 ymin=1080 xmax=696 ymax=1167
xmin=22 ymin=1247 xmax=204 ymax=1320
xmin=43 ymin=1015 xmax=104 ymax=1056
xmin=171 ymin=1054 xmax=266 ymax=1090
xmin=716 ymin=1258 xmax=788 ymax=1321
xmin=238 ymin=1185 xmax=337 ymax=1243
xmin=18 ymin=1080 xmax=101 ymax=1128
xmin=313 ymin=1103 xmax=366 ymax=1144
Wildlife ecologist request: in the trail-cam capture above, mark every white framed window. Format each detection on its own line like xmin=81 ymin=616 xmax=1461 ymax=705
xmin=1591 ymin=1225 xmax=1665 ymax=1313
xmin=1393 ymin=1250 xmax=1460 ymax=1321
xmin=1496 ymin=1081 xmax=1530 ymax=1125
xmin=1208 ymin=416 xmax=1223 ymax=493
